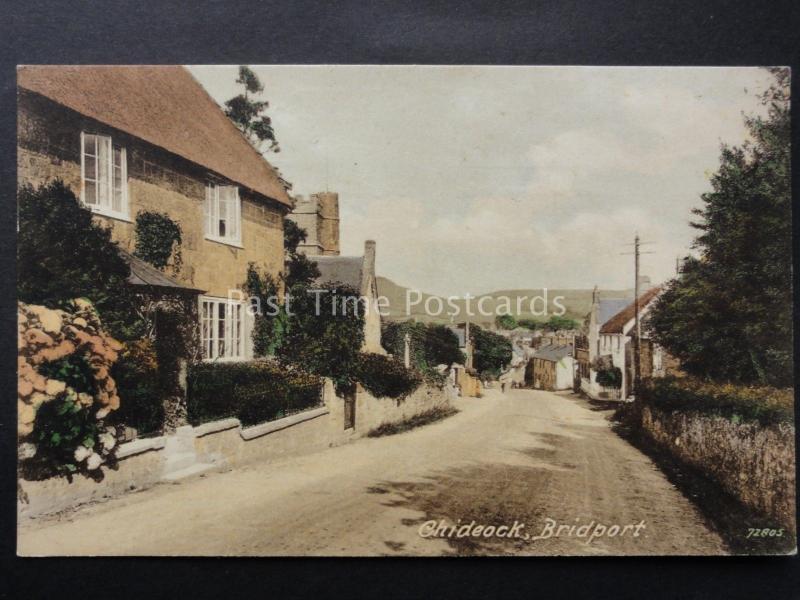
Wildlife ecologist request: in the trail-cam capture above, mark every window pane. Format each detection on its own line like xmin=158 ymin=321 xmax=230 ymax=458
xmin=84 ymin=155 xmax=96 ymax=180
xmin=217 ymin=303 xmax=226 ymax=357
xmin=219 ymin=219 xmax=226 ymax=238
xmin=84 ymin=181 xmax=97 ymax=205
xmin=97 ymin=138 xmax=110 ymax=206
xmin=83 ymin=134 xmax=96 ymax=156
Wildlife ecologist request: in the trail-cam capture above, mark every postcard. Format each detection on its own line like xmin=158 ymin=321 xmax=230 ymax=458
xmin=16 ymin=65 xmax=794 ymax=556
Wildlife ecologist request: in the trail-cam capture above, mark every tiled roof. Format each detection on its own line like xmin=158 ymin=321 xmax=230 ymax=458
xmin=532 ymin=343 xmax=573 ymax=362
xmin=599 ymin=287 xmax=661 ymax=334
xmin=18 ymin=65 xmax=291 ymax=208
xmin=313 ymin=256 xmax=364 ymax=289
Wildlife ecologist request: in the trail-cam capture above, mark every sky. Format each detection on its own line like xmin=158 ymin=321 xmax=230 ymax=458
xmin=189 ymin=66 xmax=772 ymax=297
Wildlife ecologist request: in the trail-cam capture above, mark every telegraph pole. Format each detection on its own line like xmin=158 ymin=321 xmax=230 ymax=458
xmin=622 ymin=234 xmax=654 ymax=398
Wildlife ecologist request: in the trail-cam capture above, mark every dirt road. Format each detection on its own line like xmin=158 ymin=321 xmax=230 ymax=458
xmin=18 ymin=388 xmax=727 ymax=556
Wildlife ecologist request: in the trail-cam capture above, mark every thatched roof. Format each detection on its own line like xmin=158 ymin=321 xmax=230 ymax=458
xmin=18 ymin=65 xmax=291 ymax=208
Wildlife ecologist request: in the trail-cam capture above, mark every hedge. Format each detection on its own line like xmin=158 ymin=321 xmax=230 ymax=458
xmin=186 ymin=360 xmax=323 ymax=426
xmin=637 ymin=376 xmax=794 ymax=426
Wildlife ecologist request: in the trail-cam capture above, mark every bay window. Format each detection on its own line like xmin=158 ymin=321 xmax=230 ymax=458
xmin=80 ymin=132 xmax=128 ymax=219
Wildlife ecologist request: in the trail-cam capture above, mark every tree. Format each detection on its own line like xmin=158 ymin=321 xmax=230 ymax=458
xmin=283 ymin=219 xmax=320 ymax=289
xmin=647 ymin=68 xmax=791 ymax=387
xmin=276 ymin=283 xmax=365 ymax=392
xmin=224 ymin=66 xmax=280 ymax=154
xmin=495 ymin=314 xmax=518 ymax=330
xmin=17 ymin=180 xmax=144 ymax=341
xmin=544 ymin=315 xmax=579 ymax=331
xmin=518 ymin=318 xmax=544 ymax=331
xmin=382 ymin=321 xmax=465 ymax=372
xmin=469 ymin=324 xmax=513 ymax=378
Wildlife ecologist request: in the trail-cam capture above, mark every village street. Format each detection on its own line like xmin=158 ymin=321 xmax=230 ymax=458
xmin=18 ymin=389 xmax=726 ymax=556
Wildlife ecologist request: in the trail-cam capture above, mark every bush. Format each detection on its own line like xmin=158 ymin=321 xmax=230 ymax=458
xmin=18 ymin=180 xmax=144 ymax=341
xmin=638 ymin=376 xmax=794 ymax=426
xmin=495 ymin=314 xmax=517 ymax=330
xmin=356 ymin=353 xmax=422 ymax=399
xmin=596 ymin=367 xmax=623 ymax=389
xmin=186 ymin=361 xmax=323 ymax=426
xmin=109 ymin=339 xmax=163 ymax=435
xmin=277 ymin=283 xmax=365 ymax=392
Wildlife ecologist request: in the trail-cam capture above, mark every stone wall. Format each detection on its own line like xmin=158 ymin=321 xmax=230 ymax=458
xmin=641 ymin=406 xmax=796 ymax=531
xmin=18 ymin=90 xmax=286 ymax=298
xmin=19 ymin=378 xmax=454 ymax=519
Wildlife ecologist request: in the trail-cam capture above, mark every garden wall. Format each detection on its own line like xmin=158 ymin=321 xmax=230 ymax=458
xmin=641 ymin=406 xmax=796 ymax=531
xmin=19 ymin=379 xmax=454 ymax=519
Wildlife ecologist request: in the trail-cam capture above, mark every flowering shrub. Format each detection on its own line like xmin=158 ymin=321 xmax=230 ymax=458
xmin=18 ymin=300 xmax=123 ymax=480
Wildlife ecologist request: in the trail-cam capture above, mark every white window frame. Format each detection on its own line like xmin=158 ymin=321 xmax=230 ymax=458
xmin=199 ymin=296 xmax=251 ymax=362
xmin=204 ymin=183 xmax=242 ymax=247
xmin=80 ymin=132 xmax=130 ymax=221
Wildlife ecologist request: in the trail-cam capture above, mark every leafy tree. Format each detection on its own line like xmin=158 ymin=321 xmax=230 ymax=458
xmin=17 ymin=180 xmax=144 ymax=341
xmin=518 ymin=318 xmax=544 ymax=331
xmin=544 ymin=315 xmax=579 ymax=331
xmin=133 ymin=211 xmax=183 ymax=273
xmin=647 ymin=69 xmax=792 ymax=387
xmin=244 ymin=263 xmax=287 ymax=357
xmin=224 ymin=66 xmax=279 ymax=154
xmin=382 ymin=321 xmax=465 ymax=373
xmin=495 ymin=314 xmax=518 ymax=330
xmin=469 ymin=324 xmax=513 ymax=378
xmin=284 ymin=218 xmax=320 ymax=289
xmin=276 ymin=283 xmax=365 ymax=392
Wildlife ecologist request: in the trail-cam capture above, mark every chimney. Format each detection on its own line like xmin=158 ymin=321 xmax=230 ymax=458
xmin=363 ymin=239 xmax=376 ymax=278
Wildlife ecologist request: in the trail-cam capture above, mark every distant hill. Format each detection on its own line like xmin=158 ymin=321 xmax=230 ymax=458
xmin=376 ymin=276 xmax=633 ymax=326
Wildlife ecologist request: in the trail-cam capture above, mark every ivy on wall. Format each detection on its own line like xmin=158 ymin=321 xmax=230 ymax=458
xmin=133 ymin=211 xmax=183 ymax=274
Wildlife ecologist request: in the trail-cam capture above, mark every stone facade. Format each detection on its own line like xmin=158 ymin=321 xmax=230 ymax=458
xmin=18 ymin=90 xmax=287 ymax=299
xmin=288 ymin=192 xmax=340 ymax=256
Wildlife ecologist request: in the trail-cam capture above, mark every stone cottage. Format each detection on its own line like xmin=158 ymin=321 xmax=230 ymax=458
xmin=527 ymin=344 xmax=575 ymax=391
xmin=17 ymin=65 xmax=293 ymax=362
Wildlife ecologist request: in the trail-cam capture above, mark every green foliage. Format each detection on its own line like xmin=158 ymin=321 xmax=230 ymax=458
xmin=518 ymin=318 xmax=544 ymax=331
xmin=109 ymin=339 xmax=163 ymax=435
xmin=646 ymin=69 xmax=792 ymax=387
xmin=356 ymin=353 xmax=423 ymax=399
xmin=187 ymin=361 xmax=322 ymax=426
xmin=277 ymin=283 xmax=366 ymax=392
xmin=638 ymin=376 xmax=794 ymax=426
xmin=39 ymin=353 xmax=97 ymax=396
xmin=595 ymin=366 xmax=623 ymax=389
xmin=544 ymin=315 xmax=579 ymax=331
xmin=244 ymin=263 xmax=286 ymax=357
xmin=469 ymin=324 xmax=513 ymax=378
xmin=133 ymin=211 xmax=183 ymax=273
xmin=495 ymin=314 xmax=518 ymax=330
xmin=284 ymin=219 xmax=321 ymax=289
xmin=381 ymin=321 xmax=465 ymax=375
xmin=224 ymin=65 xmax=280 ymax=153
xmin=17 ymin=180 xmax=144 ymax=341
